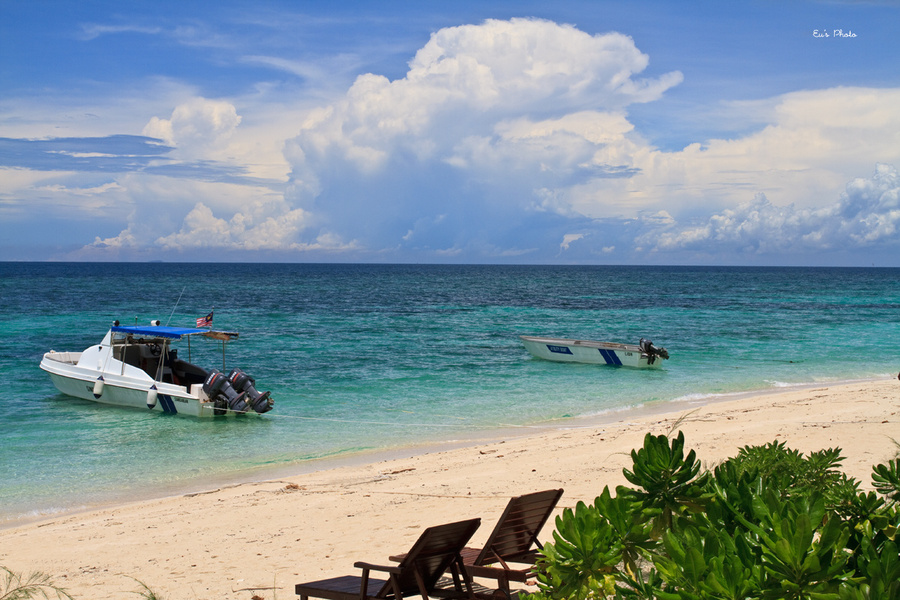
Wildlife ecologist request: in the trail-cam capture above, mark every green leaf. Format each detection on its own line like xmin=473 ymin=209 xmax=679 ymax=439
xmin=872 ymin=459 xmax=900 ymax=502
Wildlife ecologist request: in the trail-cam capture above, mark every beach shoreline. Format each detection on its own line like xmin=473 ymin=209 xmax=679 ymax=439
xmin=3 ymin=375 xmax=884 ymax=530
xmin=1 ymin=377 xmax=897 ymax=599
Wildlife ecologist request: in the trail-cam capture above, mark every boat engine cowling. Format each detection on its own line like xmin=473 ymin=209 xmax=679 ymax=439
xmin=639 ymin=338 xmax=670 ymax=363
xmin=203 ymin=369 xmax=249 ymax=413
xmin=228 ymin=368 xmax=274 ymax=414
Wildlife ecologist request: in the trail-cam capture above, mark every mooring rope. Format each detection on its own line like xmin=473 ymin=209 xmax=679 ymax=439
xmin=199 ymin=403 xmax=557 ymax=429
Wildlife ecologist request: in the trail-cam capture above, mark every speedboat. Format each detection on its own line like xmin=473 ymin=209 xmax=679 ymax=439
xmin=520 ymin=335 xmax=669 ymax=369
xmin=40 ymin=320 xmax=274 ymax=417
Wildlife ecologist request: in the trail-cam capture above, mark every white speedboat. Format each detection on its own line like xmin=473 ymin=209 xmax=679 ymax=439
xmin=520 ymin=335 xmax=669 ymax=369
xmin=40 ymin=321 xmax=274 ymax=417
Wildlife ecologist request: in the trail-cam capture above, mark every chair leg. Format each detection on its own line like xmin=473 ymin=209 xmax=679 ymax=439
xmin=389 ymin=572 xmax=408 ymax=600
xmin=411 ymin=567 xmax=430 ymax=600
xmin=453 ymin=557 xmax=476 ymax=599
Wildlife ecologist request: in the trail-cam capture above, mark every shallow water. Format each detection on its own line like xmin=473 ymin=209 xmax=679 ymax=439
xmin=2 ymin=263 xmax=898 ymax=524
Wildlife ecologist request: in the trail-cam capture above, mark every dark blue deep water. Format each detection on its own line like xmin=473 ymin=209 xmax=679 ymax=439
xmin=2 ymin=263 xmax=898 ymax=524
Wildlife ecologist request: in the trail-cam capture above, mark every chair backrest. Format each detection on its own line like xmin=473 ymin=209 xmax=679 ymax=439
xmin=379 ymin=518 xmax=481 ymax=598
xmin=474 ymin=489 xmax=564 ymax=566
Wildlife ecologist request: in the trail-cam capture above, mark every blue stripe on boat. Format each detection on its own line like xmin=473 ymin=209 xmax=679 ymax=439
xmin=159 ymin=395 xmax=177 ymax=414
xmin=599 ymin=349 xmax=622 ymax=366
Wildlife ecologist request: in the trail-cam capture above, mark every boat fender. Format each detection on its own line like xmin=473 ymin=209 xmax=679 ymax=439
xmin=92 ymin=376 xmax=105 ymax=399
xmin=147 ymin=384 xmax=158 ymax=409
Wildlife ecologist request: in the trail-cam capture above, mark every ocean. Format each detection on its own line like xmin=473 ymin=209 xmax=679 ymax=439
xmin=2 ymin=263 xmax=898 ymax=526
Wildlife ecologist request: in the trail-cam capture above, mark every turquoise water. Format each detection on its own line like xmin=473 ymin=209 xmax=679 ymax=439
xmin=2 ymin=263 xmax=899 ymax=525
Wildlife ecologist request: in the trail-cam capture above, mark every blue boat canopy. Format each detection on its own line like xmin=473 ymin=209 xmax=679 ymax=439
xmin=111 ymin=325 xmax=237 ymax=340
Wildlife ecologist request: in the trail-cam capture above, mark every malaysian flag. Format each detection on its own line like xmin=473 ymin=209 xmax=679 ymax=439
xmin=196 ymin=310 xmax=213 ymax=327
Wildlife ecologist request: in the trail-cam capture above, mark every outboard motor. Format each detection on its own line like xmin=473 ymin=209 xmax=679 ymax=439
xmin=203 ymin=369 xmax=249 ymax=413
xmin=639 ymin=338 xmax=670 ymax=363
xmin=228 ymin=368 xmax=274 ymax=413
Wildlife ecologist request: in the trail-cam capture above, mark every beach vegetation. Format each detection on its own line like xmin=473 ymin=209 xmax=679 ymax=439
xmin=127 ymin=577 xmax=164 ymax=600
xmin=872 ymin=458 xmax=900 ymax=502
xmin=0 ymin=566 xmax=73 ymax=600
xmin=0 ymin=570 xmax=169 ymax=600
xmin=527 ymin=432 xmax=900 ymax=600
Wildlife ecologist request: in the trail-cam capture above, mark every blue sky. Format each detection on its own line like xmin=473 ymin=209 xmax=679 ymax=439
xmin=2 ymin=0 xmax=899 ymax=265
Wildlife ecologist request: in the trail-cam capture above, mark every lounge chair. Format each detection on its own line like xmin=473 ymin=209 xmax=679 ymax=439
xmin=295 ymin=518 xmax=481 ymax=600
xmin=392 ymin=489 xmax=564 ymax=599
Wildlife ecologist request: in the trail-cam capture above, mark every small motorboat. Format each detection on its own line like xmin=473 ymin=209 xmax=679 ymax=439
xmin=520 ymin=335 xmax=669 ymax=369
xmin=40 ymin=320 xmax=274 ymax=417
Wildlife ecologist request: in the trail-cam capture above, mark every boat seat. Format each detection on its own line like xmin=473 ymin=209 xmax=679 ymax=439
xmin=118 ymin=345 xmax=142 ymax=368
xmin=173 ymin=359 xmax=208 ymax=386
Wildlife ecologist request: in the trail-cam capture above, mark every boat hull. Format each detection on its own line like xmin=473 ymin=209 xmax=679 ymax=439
xmin=520 ymin=336 xmax=665 ymax=369
xmin=41 ymin=351 xmax=235 ymax=417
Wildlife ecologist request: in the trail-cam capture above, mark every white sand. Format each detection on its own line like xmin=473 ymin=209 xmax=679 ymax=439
xmin=1 ymin=378 xmax=897 ymax=599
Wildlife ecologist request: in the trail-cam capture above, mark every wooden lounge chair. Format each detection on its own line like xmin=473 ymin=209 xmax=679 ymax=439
xmin=391 ymin=490 xmax=564 ymax=600
xmin=295 ymin=518 xmax=481 ymax=600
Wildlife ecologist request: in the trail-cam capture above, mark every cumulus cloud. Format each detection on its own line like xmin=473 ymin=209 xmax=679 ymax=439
xmin=61 ymin=96 xmax=315 ymax=257
xmin=409 ymin=19 xmax=682 ymax=110
xmin=78 ymin=172 xmax=315 ymax=255
xmin=273 ymin=20 xmax=899 ymax=262
xmin=151 ymin=202 xmax=311 ymax=250
xmin=143 ymin=97 xmax=242 ymax=159
xmin=609 ymin=87 xmax=900 ymax=219
xmin=284 ymin=17 xmax=682 ymax=255
xmin=636 ymin=163 xmax=900 ymax=256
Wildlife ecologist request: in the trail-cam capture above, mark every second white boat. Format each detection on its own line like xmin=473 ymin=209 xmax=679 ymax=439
xmin=520 ymin=335 xmax=669 ymax=368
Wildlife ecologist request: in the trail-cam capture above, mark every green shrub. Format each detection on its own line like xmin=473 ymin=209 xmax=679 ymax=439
xmin=528 ymin=432 xmax=900 ymax=600
xmin=872 ymin=458 xmax=900 ymax=502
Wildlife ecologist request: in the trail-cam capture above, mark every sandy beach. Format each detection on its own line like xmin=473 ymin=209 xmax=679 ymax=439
xmin=1 ymin=378 xmax=897 ymax=599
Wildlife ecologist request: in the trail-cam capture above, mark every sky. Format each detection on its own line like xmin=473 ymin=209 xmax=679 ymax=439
xmin=1 ymin=1 xmax=899 ymax=265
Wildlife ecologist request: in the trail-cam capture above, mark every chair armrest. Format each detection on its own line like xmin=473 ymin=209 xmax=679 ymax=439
xmin=354 ymin=561 xmax=403 ymax=575
xmin=465 ymin=564 xmax=532 ymax=583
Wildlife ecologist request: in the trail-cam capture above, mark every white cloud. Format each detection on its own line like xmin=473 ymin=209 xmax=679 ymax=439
xmin=610 ymin=87 xmax=900 ymax=218
xmin=284 ymin=17 xmax=683 ymax=252
xmin=0 ymin=168 xmax=70 ymax=204
xmin=0 ymin=168 xmax=132 ymax=220
xmin=241 ymin=55 xmax=327 ymax=81
xmin=636 ymin=163 xmax=900 ymax=256
xmin=152 ymin=202 xmax=310 ymax=251
xmin=143 ymin=97 xmax=242 ymax=159
xmin=272 ymin=18 xmax=900 ymax=262
xmin=78 ymin=23 xmax=162 ymax=41
xmin=77 ymin=174 xmax=308 ymax=254
xmin=408 ymin=18 xmax=682 ymax=111
xmin=560 ymin=233 xmax=585 ymax=251
xmin=289 ymin=16 xmax=681 ymax=170
xmin=8 ymin=15 xmax=900 ymax=264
